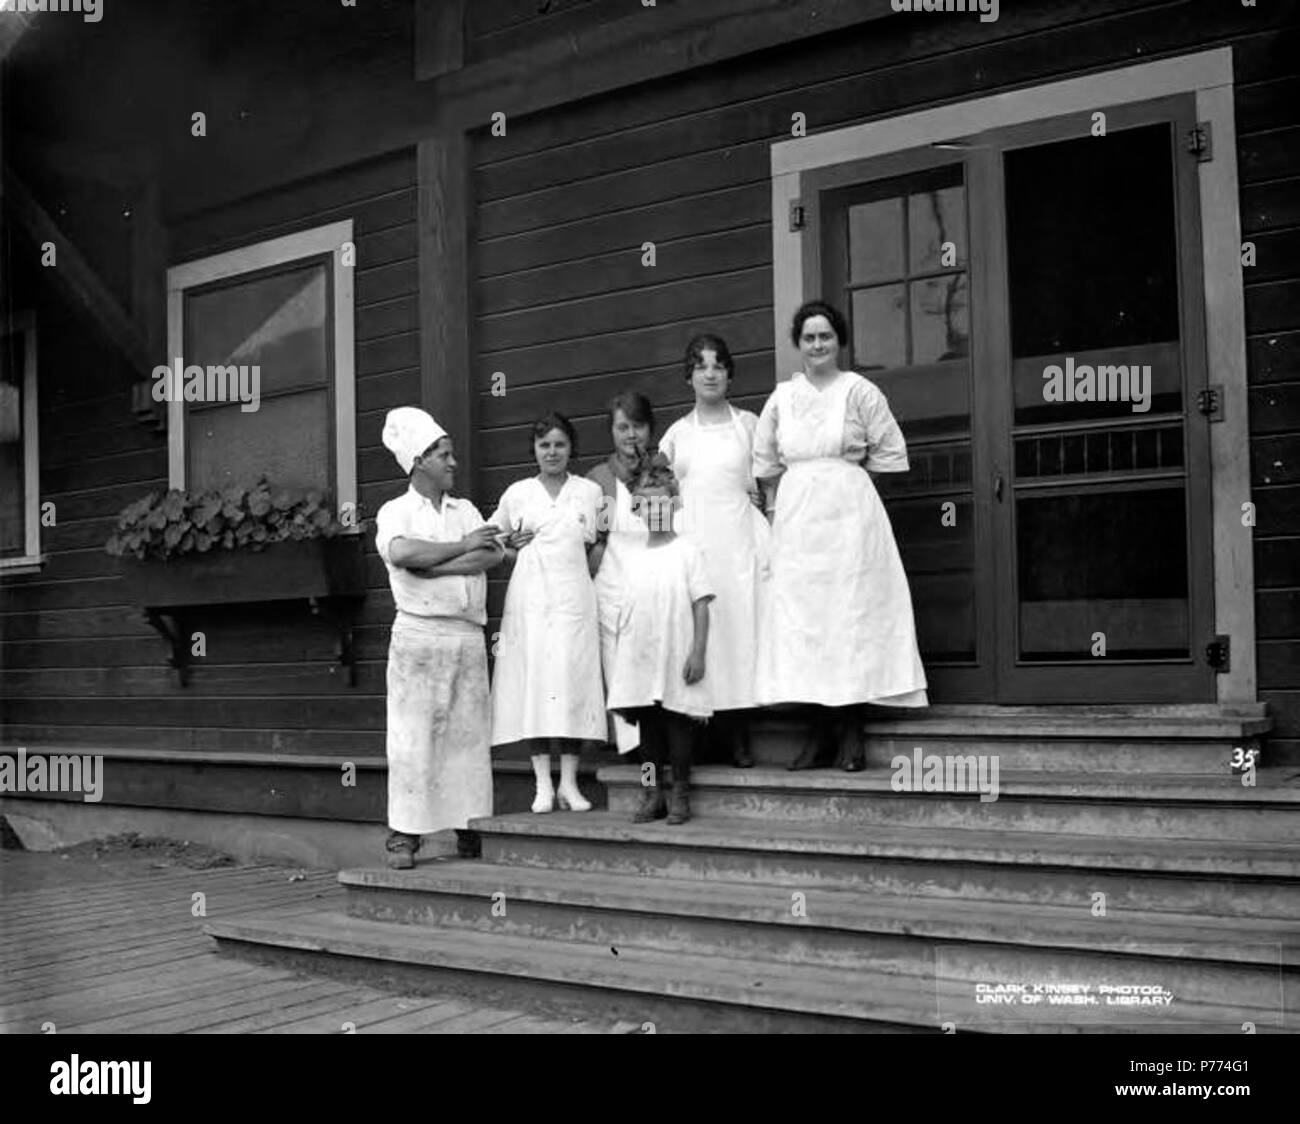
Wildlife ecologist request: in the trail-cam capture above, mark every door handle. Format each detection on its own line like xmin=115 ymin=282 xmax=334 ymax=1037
xmin=993 ymin=470 xmax=1004 ymax=502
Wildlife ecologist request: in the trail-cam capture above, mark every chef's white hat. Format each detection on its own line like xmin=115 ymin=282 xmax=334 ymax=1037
xmin=382 ymin=407 xmax=447 ymax=475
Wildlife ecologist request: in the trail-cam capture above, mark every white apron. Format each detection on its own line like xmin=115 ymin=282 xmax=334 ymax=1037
xmin=592 ymin=476 xmax=646 ymax=753
xmin=489 ymin=476 xmax=606 ymax=746
xmin=386 ymin=611 xmax=494 ymax=835
xmin=756 ymin=374 xmax=928 ymax=708
xmin=664 ymin=407 xmax=770 ymax=711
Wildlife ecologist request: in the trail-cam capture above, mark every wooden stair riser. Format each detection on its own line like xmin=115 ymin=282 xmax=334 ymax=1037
xmin=209 ymin=926 xmax=1292 ymax=1034
xmin=343 ymin=884 xmax=1294 ymax=984
xmin=210 ymin=939 xmax=914 ymax=1034
xmin=600 ymin=784 xmax=1291 ymax=842
xmin=476 ymin=835 xmax=1300 ymax=916
xmin=784 ymin=737 xmax=1264 ymax=775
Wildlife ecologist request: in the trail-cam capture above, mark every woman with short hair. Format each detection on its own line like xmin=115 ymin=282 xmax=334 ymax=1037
xmin=753 ymin=300 xmax=928 ymax=771
xmin=489 ymin=412 xmax=605 ymax=813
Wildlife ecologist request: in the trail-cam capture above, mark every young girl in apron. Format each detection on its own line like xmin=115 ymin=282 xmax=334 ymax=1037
xmin=587 ymin=392 xmax=654 ymax=756
xmin=605 ymin=454 xmax=715 ymax=824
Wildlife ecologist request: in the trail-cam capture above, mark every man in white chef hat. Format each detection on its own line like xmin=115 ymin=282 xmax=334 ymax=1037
xmin=376 ymin=407 xmax=506 ymax=868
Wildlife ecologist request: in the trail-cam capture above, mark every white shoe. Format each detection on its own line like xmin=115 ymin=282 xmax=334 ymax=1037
xmin=557 ymin=754 xmax=591 ymax=811
xmin=530 ymin=754 xmax=555 ymax=814
xmin=556 ymin=788 xmax=591 ymax=812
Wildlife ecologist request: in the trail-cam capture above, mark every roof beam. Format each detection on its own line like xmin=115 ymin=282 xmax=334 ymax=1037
xmin=3 ymin=164 xmax=152 ymax=377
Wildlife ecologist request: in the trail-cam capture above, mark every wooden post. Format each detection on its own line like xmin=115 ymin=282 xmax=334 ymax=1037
xmin=415 ymin=0 xmax=465 ymax=81
xmin=418 ymin=129 xmax=476 ymax=496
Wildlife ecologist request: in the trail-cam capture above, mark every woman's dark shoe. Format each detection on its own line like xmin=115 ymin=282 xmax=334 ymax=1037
xmin=834 ymin=714 xmax=867 ymax=772
xmin=631 ymin=785 xmax=668 ymax=823
xmin=666 ymin=783 xmax=691 ymax=825
xmin=837 ymin=740 xmax=866 ymax=772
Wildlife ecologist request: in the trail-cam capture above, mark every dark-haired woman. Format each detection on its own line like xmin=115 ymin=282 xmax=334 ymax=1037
xmin=489 ymin=413 xmax=606 ymax=812
xmin=660 ymin=335 xmax=770 ymax=767
xmin=588 ymin=392 xmax=654 ymax=756
xmin=753 ymin=300 xmax=928 ymax=771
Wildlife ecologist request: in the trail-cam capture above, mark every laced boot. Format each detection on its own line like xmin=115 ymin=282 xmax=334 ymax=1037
xmin=631 ymin=782 xmax=667 ymax=822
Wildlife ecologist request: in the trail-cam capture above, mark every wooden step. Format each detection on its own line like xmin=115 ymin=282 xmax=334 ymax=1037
xmin=596 ymin=766 xmax=1300 ymax=842
xmin=341 ymin=862 xmax=1300 ymax=970
xmin=206 ymin=907 xmax=1293 ymax=1033
xmin=468 ymin=812 xmax=1300 ymax=916
xmin=750 ymin=704 xmax=1272 ymax=773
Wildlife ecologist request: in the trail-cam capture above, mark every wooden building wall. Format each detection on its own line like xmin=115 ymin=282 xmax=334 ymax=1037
xmin=0 ymin=154 xmax=419 ymax=756
xmin=2 ymin=0 xmax=1298 ymax=771
xmin=467 ymin=2 xmax=1300 ymax=752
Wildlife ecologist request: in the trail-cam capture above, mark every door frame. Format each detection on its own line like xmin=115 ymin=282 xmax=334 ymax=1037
xmin=769 ymin=47 xmax=1255 ymax=704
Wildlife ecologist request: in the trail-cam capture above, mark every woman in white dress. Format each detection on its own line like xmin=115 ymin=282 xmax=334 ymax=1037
xmin=489 ymin=413 xmax=606 ymax=812
xmin=753 ymin=300 xmax=928 ymax=771
xmin=587 ymin=392 xmax=654 ymax=756
xmin=659 ymin=334 xmax=770 ymax=767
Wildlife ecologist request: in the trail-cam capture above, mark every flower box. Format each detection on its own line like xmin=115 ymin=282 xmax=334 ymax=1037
xmin=116 ymin=535 xmax=366 ymax=608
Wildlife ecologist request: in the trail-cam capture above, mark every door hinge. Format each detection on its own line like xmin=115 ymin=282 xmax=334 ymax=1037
xmin=789 ymin=199 xmax=805 ymax=232
xmin=1197 ymin=384 xmax=1224 ymax=421
xmin=1206 ymin=635 xmax=1230 ymax=672
xmin=1187 ymin=122 xmax=1212 ymax=162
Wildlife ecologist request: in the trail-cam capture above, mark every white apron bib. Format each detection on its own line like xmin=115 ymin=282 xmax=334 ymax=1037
xmin=671 ymin=407 xmax=771 ymax=711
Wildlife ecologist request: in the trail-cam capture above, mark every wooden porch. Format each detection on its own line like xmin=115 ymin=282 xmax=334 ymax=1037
xmin=0 ymin=848 xmax=637 ymax=1034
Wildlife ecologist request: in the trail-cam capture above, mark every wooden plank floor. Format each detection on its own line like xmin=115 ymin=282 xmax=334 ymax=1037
xmin=0 ymin=850 xmax=636 ymax=1034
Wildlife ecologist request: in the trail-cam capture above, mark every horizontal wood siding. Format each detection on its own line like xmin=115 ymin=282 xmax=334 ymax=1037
xmin=1239 ymin=25 xmax=1300 ymax=762
xmin=468 ymin=2 xmax=1300 ymax=732
xmin=6 ymin=1 xmax=1299 ymax=773
xmin=1 ymin=153 xmax=418 ymax=756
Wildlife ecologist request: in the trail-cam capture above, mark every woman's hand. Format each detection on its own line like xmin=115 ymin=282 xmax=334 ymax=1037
xmin=683 ymin=649 xmax=706 ymax=685
xmin=506 ymin=528 xmax=535 ymax=550
xmin=748 ymin=487 xmax=764 ymax=511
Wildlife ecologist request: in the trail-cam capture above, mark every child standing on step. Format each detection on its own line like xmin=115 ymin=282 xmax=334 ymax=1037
xmin=605 ymin=453 xmax=714 ymax=824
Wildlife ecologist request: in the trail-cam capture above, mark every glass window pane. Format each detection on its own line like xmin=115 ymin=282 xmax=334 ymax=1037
xmin=0 ymin=338 xmax=24 ymax=556
xmin=909 ymin=186 xmax=965 ymax=274
xmin=848 ymin=198 xmax=904 ymax=284
xmin=1005 ymin=123 xmax=1180 ymax=357
xmin=1016 ymin=487 xmax=1189 ymax=659
xmin=910 ymin=275 xmax=969 ymax=364
xmin=852 ymin=284 xmax=907 ymax=370
xmin=188 ymin=391 xmax=330 ymax=494
xmin=184 ymin=261 xmax=329 ymax=398
xmin=885 ymin=496 xmax=976 ymax=662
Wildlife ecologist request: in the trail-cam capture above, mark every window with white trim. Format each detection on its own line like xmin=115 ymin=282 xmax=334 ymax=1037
xmin=0 ymin=311 xmax=41 ymax=572
xmin=164 ymin=220 xmax=357 ymax=513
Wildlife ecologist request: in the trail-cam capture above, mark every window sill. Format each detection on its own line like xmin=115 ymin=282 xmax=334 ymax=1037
xmin=0 ymin=555 xmax=46 ymax=576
